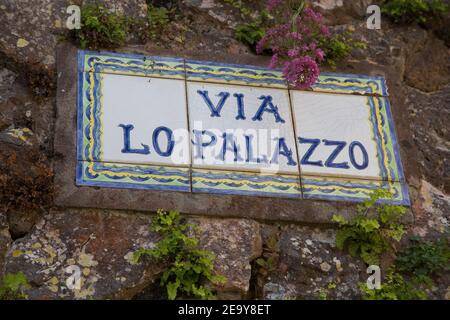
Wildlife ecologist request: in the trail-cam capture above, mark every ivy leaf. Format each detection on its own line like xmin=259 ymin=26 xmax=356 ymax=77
xmin=167 ymin=281 xmax=180 ymax=300
xmin=359 ymin=219 xmax=380 ymax=233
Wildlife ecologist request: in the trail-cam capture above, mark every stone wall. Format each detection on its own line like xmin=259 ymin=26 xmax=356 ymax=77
xmin=0 ymin=0 xmax=448 ymax=299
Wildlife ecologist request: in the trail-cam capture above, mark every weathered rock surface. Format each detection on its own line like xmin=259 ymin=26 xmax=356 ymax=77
xmin=412 ymin=180 xmax=450 ymax=238
xmin=195 ymin=218 xmax=262 ymax=299
xmin=144 ymin=1 xmax=250 ymax=56
xmin=0 ymin=60 xmax=54 ymax=241
xmin=260 ymin=225 xmax=365 ymax=300
xmin=430 ymin=13 xmax=450 ymax=46
xmin=0 ymin=65 xmax=54 ymax=152
xmin=4 ymin=209 xmax=163 ymax=299
xmin=0 ymin=0 xmax=148 ymax=95
xmin=404 ymin=85 xmax=450 ymax=193
xmin=90 ymin=0 xmax=148 ymax=19
xmin=3 ymin=210 xmax=262 ymax=299
xmin=404 ymin=32 xmax=450 ymax=92
xmin=0 ymin=1 xmax=64 ymax=74
xmin=313 ymin=0 xmax=372 ymax=25
xmin=408 ymin=180 xmax=450 ymax=300
xmin=0 ymin=212 xmax=12 ymax=279
xmin=0 ymin=67 xmax=27 ymax=131
xmin=0 ymin=161 xmax=51 ymax=241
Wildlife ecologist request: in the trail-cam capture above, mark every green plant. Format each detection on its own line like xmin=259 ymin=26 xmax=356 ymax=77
xmin=318 ymin=289 xmax=328 ymax=300
xmin=231 ymin=2 xmax=269 ymax=49
xmin=395 ymin=236 xmax=450 ymax=281
xmin=250 ymin=231 xmax=280 ymax=298
xmin=147 ymin=4 xmax=172 ymax=39
xmin=359 ymin=236 xmax=449 ymax=300
xmin=254 ymin=235 xmax=279 ymax=274
xmin=73 ymin=3 xmax=129 ymax=49
xmin=382 ymin=0 xmax=449 ymax=24
xmin=0 ymin=272 xmax=30 ymax=300
xmin=320 ymin=32 xmax=367 ymax=69
xmin=328 ymin=282 xmax=337 ymax=290
xmin=333 ymin=189 xmax=407 ymax=265
xmin=317 ymin=283 xmax=337 ymax=300
xmin=360 ymin=270 xmax=428 ymax=300
xmin=235 ymin=21 xmax=266 ymax=48
xmin=223 ymin=0 xmax=253 ymax=18
xmin=133 ymin=209 xmax=226 ymax=300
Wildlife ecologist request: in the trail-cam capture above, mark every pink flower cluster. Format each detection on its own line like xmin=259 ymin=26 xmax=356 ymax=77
xmin=257 ymin=1 xmax=330 ymax=89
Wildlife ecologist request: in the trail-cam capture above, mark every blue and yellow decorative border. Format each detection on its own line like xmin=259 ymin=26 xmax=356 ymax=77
xmin=311 ymin=72 xmax=388 ymax=96
xmin=192 ymin=169 xmax=301 ymax=198
xmin=76 ymin=50 xmax=409 ymax=205
xmin=76 ymin=161 xmax=190 ymax=192
xmin=367 ymin=96 xmax=405 ymax=182
xmin=302 ymin=176 xmax=409 ymax=205
xmin=185 ymin=59 xmax=288 ymax=88
xmin=79 ymin=50 xmax=185 ymax=79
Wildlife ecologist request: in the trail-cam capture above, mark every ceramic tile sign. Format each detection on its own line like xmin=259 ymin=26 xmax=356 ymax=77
xmin=76 ymin=50 xmax=409 ymax=205
xmin=76 ymin=52 xmax=191 ymax=192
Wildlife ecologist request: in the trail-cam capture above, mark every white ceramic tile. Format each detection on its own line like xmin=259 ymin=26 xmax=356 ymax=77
xmin=187 ymin=82 xmax=298 ymax=174
xmin=99 ymin=73 xmax=190 ymax=166
xmin=291 ymin=91 xmax=382 ymax=180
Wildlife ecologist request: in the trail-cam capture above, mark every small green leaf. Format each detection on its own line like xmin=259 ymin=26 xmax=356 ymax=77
xmin=167 ymin=281 xmax=179 ymax=300
xmin=332 ymin=214 xmax=347 ymax=225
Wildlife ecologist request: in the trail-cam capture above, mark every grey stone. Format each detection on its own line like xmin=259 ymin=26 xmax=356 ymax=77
xmin=194 ymin=217 xmax=262 ymax=299
xmin=0 ymin=68 xmax=18 ymax=104
xmin=403 ymin=84 xmax=450 ymax=193
xmin=183 ymin=0 xmax=204 ymax=7
xmin=412 ymin=180 xmax=450 ymax=238
xmin=313 ymin=0 xmax=374 ymax=25
xmin=261 ymin=224 xmax=366 ymax=300
xmin=263 ymin=282 xmax=296 ymax=300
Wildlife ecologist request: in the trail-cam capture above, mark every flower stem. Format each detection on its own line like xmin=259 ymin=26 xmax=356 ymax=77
xmin=292 ymin=0 xmax=305 ymax=32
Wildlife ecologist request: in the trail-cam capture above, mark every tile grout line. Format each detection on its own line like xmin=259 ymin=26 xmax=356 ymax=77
xmin=182 ymin=58 xmax=194 ymax=193
xmin=287 ymin=88 xmax=304 ymax=199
